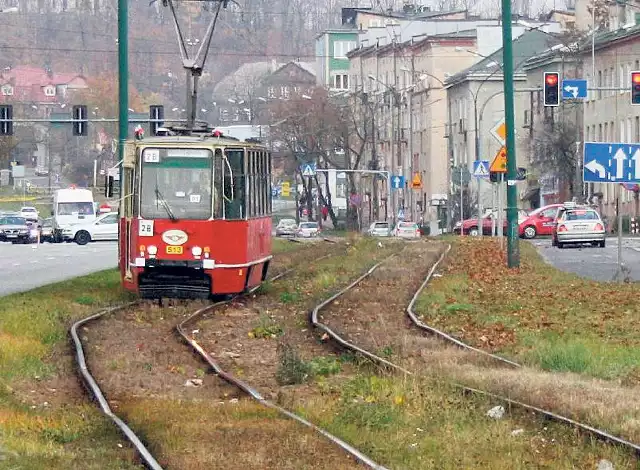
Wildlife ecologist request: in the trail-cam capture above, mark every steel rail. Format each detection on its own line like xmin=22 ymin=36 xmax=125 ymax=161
xmin=310 ymin=244 xmax=640 ymax=458
xmin=70 ymin=301 xmax=163 ymax=470
xmin=405 ymin=244 xmax=522 ymax=368
xmin=69 ymin=239 xmax=335 ymax=470
xmin=177 ymin=253 xmax=389 ymax=470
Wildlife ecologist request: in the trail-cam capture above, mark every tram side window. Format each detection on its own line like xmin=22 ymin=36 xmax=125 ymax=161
xmin=224 ymin=148 xmax=246 ymax=219
xmin=125 ymin=167 xmax=135 ymax=217
xmin=267 ymin=152 xmax=272 ymax=214
xmin=213 ymin=150 xmax=223 ymax=218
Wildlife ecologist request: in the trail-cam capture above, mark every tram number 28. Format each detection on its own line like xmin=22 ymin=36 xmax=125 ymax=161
xmin=139 ymin=220 xmax=154 ymax=237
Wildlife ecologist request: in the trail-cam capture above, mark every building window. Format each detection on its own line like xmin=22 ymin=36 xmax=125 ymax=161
xmin=332 ymin=74 xmax=349 ymax=90
xmin=44 ymin=86 xmax=56 ymax=97
xmin=267 ymin=87 xmax=275 ymax=99
xmin=281 ymin=86 xmax=290 ymax=99
xmin=333 ymin=40 xmax=357 ymax=59
xmin=635 ymin=116 xmax=640 ymax=141
xmin=1 ymin=85 xmax=13 ymax=96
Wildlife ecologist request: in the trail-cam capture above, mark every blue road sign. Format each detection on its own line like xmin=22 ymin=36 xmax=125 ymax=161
xmin=398 ymin=209 xmax=405 ymax=220
xmin=391 ymin=175 xmax=405 ymax=190
xmin=300 ymin=162 xmax=316 ymax=177
xmin=583 ymin=142 xmax=640 ymax=183
xmin=473 ymin=160 xmax=490 ymax=178
xmin=562 ymin=79 xmax=588 ymax=99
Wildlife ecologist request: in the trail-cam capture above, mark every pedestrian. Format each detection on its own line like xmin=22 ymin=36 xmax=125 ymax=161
xmin=321 ymin=205 xmax=328 ymax=221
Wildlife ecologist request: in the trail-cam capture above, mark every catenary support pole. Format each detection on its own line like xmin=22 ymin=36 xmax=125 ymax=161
xmin=501 ymin=0 xmax=520 ymax=267
xmin=118 ymin=0 xmax=128 ymax=189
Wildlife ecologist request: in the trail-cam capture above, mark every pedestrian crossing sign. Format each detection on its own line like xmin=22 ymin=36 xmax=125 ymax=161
xmin=301 ymin=163 xmax=316 ymax=177
xmin=473 ymin=160 xmax=490 ymax=178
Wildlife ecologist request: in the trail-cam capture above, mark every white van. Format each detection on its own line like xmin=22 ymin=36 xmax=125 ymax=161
xmin=52 ymin=187 xmax=96 ymax=242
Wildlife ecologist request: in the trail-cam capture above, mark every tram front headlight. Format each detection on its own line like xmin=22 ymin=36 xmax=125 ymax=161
xmin=192 ymin=246 xmax=202 ymax=257
xmin=147 ymin=245 xmax=158 ymax=255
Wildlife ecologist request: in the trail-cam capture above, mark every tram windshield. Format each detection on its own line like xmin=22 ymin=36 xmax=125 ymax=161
xmin=139 ymin=147 xmax=214 ymax=220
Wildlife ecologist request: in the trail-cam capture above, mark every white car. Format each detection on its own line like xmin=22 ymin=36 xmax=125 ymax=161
xmin=63 ymin=211 xmax=119 ymax=245
xmin=296 ymin=221 xmax=320 ymax=238
xmin=394 ymin=221 xmax=421 ymax=239
xmin=19 ymin=206 xmax=39 ymax=222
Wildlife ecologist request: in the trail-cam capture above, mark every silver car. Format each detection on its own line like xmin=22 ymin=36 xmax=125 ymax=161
xmin=394 ymin=221 xmax=421 ymax=239
xmin=276 ymin=218 xmax=297 ymax=237
xmin=296 ymin=221 xmax=320 ymax=238
xmin=368 ymin=221 xmax=392 ymax=237
xmin=553 ymin=206 xmax=605 ymax=248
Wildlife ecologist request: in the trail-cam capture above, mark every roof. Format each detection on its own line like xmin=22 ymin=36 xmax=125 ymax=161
xmin=446 ymin=29 xmax=562 ymax=86
xmin=352 ymin=7 xmax=467 ymax=20
xmin=212 ymin=60 xmax=282 ymax=98
xmin=348 ymin=28 xmax=477 ymax=60
xmin=525 ymin=24 xmax=640 ymax=69
xmin=0 ymin=65 xmax=86 ymax=103
xmin=271 ymin=61 xmax=316 ymax=78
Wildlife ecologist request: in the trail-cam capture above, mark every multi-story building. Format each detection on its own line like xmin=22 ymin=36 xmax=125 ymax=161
xmin=212 ymin=60 xmax=315 ymax=126
xmin=348 ymin=31 xmax=479 ymax=223
xmin=525 ymin=2 xmax=640 ymax=219
xmin=315 ymin=29 xmax=358 ymax=91
xmin=446 ymin=30 xmax=561 ymax=214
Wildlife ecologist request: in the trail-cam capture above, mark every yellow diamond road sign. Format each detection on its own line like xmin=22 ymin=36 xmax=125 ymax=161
xmin=490 ymin=119 xmax=506 ymax=145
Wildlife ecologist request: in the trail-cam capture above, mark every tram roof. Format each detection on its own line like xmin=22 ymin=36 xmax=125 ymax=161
xmin=132 ymin=135 xmax=267 ymax=148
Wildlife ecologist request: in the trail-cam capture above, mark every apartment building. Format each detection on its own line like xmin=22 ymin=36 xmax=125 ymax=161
xmin=446 ymin=30 xmax=561 ymax=212
xmin=348 ymin=31 xmax=478 ymax=222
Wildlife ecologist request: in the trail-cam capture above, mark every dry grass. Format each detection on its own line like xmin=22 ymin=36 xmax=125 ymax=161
xmin=0 ymin=269 xmax=141 ymax=469
xmin=416 ymin=238 xmax=640 ymax=382
xmin=296 ymin=372 xmax=635 ymax=469
xmin=118 ymin=397 xmax=364 ymax=469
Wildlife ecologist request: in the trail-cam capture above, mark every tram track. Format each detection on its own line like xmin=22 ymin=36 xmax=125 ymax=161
xmin=70 ymin=238 xmax=386 ymax=470
xmin=310 ymin=242 xmax=640 ymax=462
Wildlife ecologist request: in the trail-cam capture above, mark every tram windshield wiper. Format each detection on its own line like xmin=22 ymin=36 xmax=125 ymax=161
xmin=154 ymin=187 xmax=177 ymax=221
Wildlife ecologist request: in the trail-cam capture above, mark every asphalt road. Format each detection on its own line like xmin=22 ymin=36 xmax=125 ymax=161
xmin=529 ymin=237 xmax=640 ymax=282
xmin=0 ymin=241 xmax=118 ymax=297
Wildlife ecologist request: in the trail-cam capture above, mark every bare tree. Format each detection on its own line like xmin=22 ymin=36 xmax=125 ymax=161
xmin=530 ymin=119 xmax=581 ymax=201
xmin=269 ymin=87 xmax=373 ymax=228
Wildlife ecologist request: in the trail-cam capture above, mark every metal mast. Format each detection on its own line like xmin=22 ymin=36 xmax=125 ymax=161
xmin=161 ymin=0 xmax=227 ymax=130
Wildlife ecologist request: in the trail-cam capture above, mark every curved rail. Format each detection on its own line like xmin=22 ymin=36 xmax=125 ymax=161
xmin=70 ymin=302 xmax=164 ymax=470
xmin=177 ymin=260 xmax=389 ymax=470
xmin=310 ymin=246 xmax=640 ymax=458
xmin=406 ymin=244 xmax=522 ymax=368
xmin=69 ymin=242 xmax=338 ymax=470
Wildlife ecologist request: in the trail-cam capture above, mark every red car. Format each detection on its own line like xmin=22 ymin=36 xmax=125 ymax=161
xmin=518 ymin=204 xmax=563 ymax=239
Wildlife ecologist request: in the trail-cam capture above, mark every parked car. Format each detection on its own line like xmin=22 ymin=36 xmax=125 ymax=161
xmin=296 ymin=221 xmax=320 ymax=238
xmin=552 ymin=203 xmax=605 ymax=248
xmin=275 ymin=218 xmax=298 ymax=237
xmin=367 ymin=221 xmax=392 ymax=237
xmin=394 ymin=221 xmax=421 ymax=239
xmin=62 ymin=211 xmax=119 ymax=245
xmin=19 ymin=206 xmax=39 ymax=222
xmin=39 ymin=218 xmax=54 ymax=242
xmin=518 ymin=204 xmax=563 ymax=239
xmin=453 ymin=209 xmax=528 ymax=236
xmin=35 ymin=167 xmax=49 ymax=176
xmin=0 ymin=215 xmax=32 ymax=243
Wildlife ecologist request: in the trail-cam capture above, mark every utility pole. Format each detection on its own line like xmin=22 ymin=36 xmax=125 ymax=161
xmin=391 ymin=37 xmax=399 ymax=222
xmin=409 ymin=54 xmax=415 ymax=222
xmin=118 ymin=0 xmax=128 ymax=189
xmin=446 ymin=95 xmax=454 ymax=233
xmin=502 ymin=0 xmax=520 ymax=267
xmin=474 ymin=97 xmax=482 ymax=234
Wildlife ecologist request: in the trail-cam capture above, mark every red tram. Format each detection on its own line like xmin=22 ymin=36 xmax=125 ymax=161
xmin=117 ymin=128 xmax=272 ymax=299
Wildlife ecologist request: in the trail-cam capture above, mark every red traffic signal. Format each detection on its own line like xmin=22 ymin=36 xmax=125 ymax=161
xmin=543 ymin=72 xmax=560 ymax=107
xmin=632 ymin=71 xmax=640 ymax=104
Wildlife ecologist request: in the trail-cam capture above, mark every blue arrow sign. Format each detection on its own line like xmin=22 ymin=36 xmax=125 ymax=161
xmin=391 ymin=175 xmax=405 ymax=190
xmin=583 ymin=142 xmax=640 ymax=183
xmin=473 ymin=160 xmax=490 ymax=178
xmin=300 ymin=162 xmax=316 ymax=177
xmin=562 ymin=79 xmax=588 ymax=99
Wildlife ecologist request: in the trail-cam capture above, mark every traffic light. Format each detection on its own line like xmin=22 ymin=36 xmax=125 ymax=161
xmin=149 ymin=105 xmax=164 ymax=135
xmin=72 ymin=105 xmax=88 ymax=136
xmin=105 ymin=175 xmax=114 ymax=198
xmin=0 ymin=105 xmax=13 ymax=136
xmin=632 ymin=71 xmax=640 ymax=104
xmin=543 ymin=72 xmax=560 ymax=107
